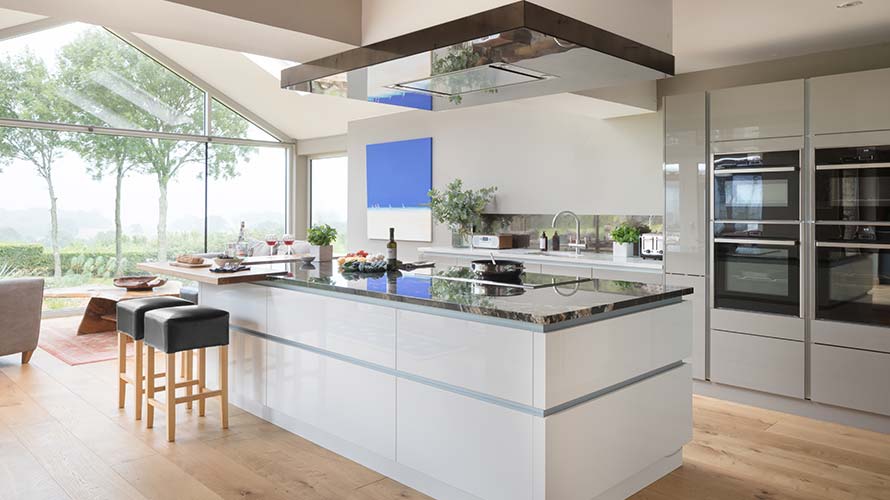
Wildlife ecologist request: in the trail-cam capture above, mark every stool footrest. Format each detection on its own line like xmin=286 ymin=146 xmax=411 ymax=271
xmin=152 ymin=379 xmax=200 ymax=393
xmin=175 ymin=389 xmax=222 ymax=405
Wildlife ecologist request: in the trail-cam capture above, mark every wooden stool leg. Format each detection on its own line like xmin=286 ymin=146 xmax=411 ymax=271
xmin=198 ymin=348 xmax=206 ymax=417
xmin=219 ymin=346 xmax=228 ymax=430
xmin=166 ymin=353 xmax=176 ymax=442
xmin=184 ymin=351 xmax=193 ymax=410
xmin=134 ymin=340 xmax=144 ymax=421
xmin=117 ymin=332 xmax=126 ymax=409
xmin=146 ymin=346 xmax=155 ymax=428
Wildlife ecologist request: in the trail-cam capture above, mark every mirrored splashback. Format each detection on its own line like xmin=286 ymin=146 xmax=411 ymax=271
xmin=478 ymin=213 xmax=662 ymax=252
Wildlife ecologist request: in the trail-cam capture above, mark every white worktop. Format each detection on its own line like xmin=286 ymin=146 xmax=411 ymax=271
xmin=418 ymin=246 xmax=664 ymax=272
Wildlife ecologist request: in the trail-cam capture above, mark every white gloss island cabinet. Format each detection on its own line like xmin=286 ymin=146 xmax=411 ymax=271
xmin=199 ymin=275 xmax=694 ymax=500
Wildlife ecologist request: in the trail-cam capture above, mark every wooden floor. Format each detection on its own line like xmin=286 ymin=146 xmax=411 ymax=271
xmin=0 ymin=349 xmax=888 ymax=500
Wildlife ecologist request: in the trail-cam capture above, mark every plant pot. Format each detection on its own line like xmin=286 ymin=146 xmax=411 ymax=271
xmin=612 ymin=242 xmax=633 ymax=260
xmin=309 ymin=245 xmax=333 ymax=263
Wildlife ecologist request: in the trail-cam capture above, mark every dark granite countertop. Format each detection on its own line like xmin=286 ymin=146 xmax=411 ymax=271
xmin=261 ymin=263 xmax=693 ymax=332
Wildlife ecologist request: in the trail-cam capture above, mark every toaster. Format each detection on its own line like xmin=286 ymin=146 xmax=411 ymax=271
xmin=640 ymin=233 xmax=664 ymax=260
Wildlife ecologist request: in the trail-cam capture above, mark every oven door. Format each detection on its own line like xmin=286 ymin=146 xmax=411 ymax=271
xmin=815 ymin=145 xmax=890 ymax=222
xmin=713 ymin=150 xmax=800 ymax=221
xmin=713 ymin=223 xmax=801 ymax=316
xmin=815 ymin=224 xmax=890 ymax=327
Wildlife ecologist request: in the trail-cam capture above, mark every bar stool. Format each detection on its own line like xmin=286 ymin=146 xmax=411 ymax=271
xmin=144 ymin=305 xmax=229 ymax=442
xmin=116 ymin=297 xmax=192 ymax=420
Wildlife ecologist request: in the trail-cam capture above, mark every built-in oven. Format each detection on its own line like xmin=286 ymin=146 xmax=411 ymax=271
xmin=815 ymin=145 xmax=890 ymax=223
xmin=713 ymin=223 xmax=801 ymax=316
xmin=815 ymin=223 xmax=890 ymax=327
xmin=713 ymin=149 xmax=800 ymax=222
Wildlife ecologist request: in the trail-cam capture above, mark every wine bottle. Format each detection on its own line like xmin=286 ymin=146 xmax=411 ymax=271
xmin=387 ymin=227 xmax=398 ymax=268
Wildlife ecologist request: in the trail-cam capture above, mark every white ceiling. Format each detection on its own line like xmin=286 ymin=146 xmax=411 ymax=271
xmin=135 ymin=34 xmax=404 ymax=140
xmin=673 ymin=0 xmax=890 ymax=73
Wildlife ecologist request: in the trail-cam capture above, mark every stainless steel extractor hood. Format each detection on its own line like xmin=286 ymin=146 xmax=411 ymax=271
xmin=280 ymin=1 xmax=674 ymax=111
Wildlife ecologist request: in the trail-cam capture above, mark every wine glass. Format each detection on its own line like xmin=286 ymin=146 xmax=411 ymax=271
xmin=264 ymin=234 xmax=278 ymax=255
xmin=281 ymin=233 xmax=295 ymax=255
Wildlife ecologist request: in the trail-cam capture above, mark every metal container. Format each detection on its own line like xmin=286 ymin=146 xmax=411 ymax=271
xmin=470 ymin=259 xmax=525 ymax=281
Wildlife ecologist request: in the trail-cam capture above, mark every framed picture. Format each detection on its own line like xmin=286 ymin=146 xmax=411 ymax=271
xmin=366 ymin=137 xmax=432 ymax=241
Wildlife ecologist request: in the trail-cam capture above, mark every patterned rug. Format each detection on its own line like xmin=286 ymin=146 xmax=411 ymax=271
xmin=38 ymin=316 xmax=131 ymax=366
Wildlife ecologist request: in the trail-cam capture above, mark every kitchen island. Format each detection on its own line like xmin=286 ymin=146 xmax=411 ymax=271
xmin=192 ymin=262 xmax=694 ymax=500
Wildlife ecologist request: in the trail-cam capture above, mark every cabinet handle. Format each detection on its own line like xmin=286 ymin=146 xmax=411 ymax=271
xmin=816 ymin=241 xmax=890 ymax=249
xmin=714 ymin=238 xmax=798 ymax=246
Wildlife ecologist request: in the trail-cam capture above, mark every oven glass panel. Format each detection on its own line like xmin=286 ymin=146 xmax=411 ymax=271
xmin=815 ymin=167 xmax=890 ymax=222
xmin=815 ymin=224 xmax=890 ymax=327
xmin=714 ymin=171 xmax=799 ymax=221
xmin=816 ymin=247 xmax=890 ymax=327
xmin=714 ymin=223 xmax=800 ymax=316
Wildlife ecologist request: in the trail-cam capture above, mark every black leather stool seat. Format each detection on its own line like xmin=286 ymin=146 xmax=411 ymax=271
xmin=117 ymin=297 xmax=193 ymax=340
xmin=144 ymin=306 xmax=229 ymax=354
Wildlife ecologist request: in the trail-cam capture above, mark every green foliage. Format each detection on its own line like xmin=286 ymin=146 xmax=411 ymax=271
xmin=610 ymin=223 xmax=641 ymax=244
xmin=427 ymin=179 xmax=497 ymax=237
xmin=0 ymin=262 xmax=21 ymax=279
xmin=307 ymin=224 xmax=338 ymax=247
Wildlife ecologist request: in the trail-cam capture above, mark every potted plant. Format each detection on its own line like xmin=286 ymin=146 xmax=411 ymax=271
xmin=307 ymin=224 xmax=338 ymax=262
xmin=610 ymin=223 xmax=640 ymax=260
xmin=428 ymin=179 xmax=497 ymax=247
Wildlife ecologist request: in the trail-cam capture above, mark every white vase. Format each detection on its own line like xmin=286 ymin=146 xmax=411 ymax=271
xmin=612 ymin=242 xmax=633 ymax=260
xmin=310 ymin=245 xmax=333 ymax=262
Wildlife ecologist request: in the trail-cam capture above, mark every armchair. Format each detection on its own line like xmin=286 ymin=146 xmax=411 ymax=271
xmin=0 ymin=278 xmax=44 ymax=363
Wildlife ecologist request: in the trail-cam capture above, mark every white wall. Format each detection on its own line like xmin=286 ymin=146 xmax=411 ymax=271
xmin=347 ymin=102 xmax=663 ymax=259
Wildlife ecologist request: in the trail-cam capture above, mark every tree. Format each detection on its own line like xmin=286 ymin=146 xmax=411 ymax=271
xmin=0 ymin=52 xmax=77 ymax=278
xmin=56 ymin=27 xmax=250 ymax=261
xmin=69 ymin=133 xmax=142 ymax=274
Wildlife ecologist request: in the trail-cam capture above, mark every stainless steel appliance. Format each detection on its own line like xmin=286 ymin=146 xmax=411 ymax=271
xmin=815 ymin=145 xmax=890 ymax=222
xmin=640 ymin=233 xmax=664 ymax=260
xmin=713 ymin=149 xmax=801 ymax=222
xmin=713 ymin=223 xmax=801 ymax=316
xmin=814 ymin=223 xmax=890 ymax=327
xmin=280 ymin=2 xmax=674 ymax=111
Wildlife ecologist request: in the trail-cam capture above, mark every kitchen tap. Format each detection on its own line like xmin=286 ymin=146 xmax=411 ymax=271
xmin=552 ymin=210 xmax=587 ymax=256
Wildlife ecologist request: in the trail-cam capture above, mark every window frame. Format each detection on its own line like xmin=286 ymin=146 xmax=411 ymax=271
xmin=308 ymin=153 xmax=348 ymax=247
xmin=0 ymin=20 xmax=297 ymax=254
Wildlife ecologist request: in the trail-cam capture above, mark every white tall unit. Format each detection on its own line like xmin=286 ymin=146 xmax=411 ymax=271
xmin=664 ymin=92 xmax=708 ymax=380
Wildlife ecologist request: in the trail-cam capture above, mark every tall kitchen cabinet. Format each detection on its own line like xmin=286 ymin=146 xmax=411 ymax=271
xmin=706 ymin=79 xmax=807 ymax=398
xmin=664 ymin=92 xmax=708 ymax=380
xmin=808 ymin=68 xmax=890 ymax=417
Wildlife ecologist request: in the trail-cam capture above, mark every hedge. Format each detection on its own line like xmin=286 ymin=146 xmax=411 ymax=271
xmin=0 ymin=244 xmax=156 ymax=277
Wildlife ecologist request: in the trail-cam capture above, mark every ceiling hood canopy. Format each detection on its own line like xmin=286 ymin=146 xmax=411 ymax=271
xmin=281 ymin=1 xmax=674 ymax=111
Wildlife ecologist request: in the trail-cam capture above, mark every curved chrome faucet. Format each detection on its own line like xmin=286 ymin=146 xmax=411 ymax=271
xmin=552 ymin=210 xmax=587 ymax=256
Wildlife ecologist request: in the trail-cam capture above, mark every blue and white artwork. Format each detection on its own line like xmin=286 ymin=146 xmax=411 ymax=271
xmin=366 ymin=137 xmax=432 ymax=241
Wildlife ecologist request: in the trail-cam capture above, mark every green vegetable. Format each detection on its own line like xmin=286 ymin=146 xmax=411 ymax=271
xmin=307 ymin=224 xmax=338 ymax=246
xmin=610 ymin=223 xmax=641 ymax=244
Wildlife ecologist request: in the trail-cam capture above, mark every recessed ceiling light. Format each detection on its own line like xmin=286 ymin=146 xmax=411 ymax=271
xmin=836 ymin=1 xmax=863 ymax=8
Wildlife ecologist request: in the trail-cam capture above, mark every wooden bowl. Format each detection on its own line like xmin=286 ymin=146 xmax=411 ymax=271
xmin=113 ymin=276 xmax=167 ymax=291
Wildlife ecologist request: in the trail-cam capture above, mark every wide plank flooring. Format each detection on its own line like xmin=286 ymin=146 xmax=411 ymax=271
xmin=0 ymin=348 xmax=888 ymax=500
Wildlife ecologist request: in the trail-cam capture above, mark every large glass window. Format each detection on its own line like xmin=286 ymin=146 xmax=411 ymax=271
xmin=0 ymin=23 xmax=204 ymax=134
xmin=208 ymin=144 xmax=287 ymax=250
xmin=0 ymin=21 xmax=290 ymax=312
xmin=310 ymin=156 xmax=348 ymax=254
xmin=210 ymin=98 xmax=277 ymax=141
